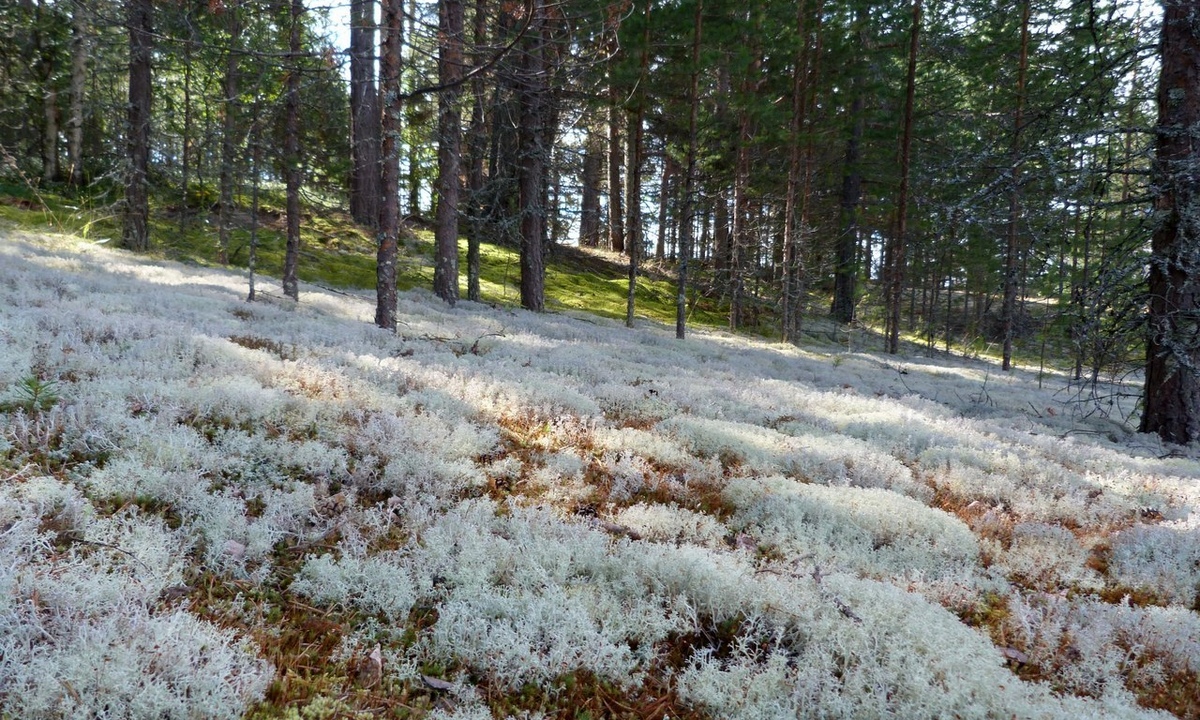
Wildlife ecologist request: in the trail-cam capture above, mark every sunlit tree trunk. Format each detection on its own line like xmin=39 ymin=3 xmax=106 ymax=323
xmin=518 ymin=0 xmax=547 ymax=311
xmin=1142 ymin=0 xmax=1200 ymax=444
xmin=67 ymin=2 xmax=87 ymax=186
xmin=376 ymin=0 xmax=403 ymax=329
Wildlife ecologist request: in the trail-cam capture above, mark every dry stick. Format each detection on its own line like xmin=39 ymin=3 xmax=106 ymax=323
xmin=61 ymin=533 xmax=152 ymax=571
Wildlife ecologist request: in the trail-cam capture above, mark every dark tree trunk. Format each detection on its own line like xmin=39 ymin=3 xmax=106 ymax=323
xmin=886 ymin=0 xmax=920 ymax=355
xmin=625 ymin=106 xmax=641 ymax=327
xmin=518 ymin=0 xmax=547 ymax=311
xmin=729 ymin=123 xmax=751 ymax=331
xmin=655 ymin=154 xmax=674 ymax=261
xmin=625 ymin=0 xmax=650 ymax=327
xmin=464 ymin=0 xmax=487 ymax=302
xmin=37 ymin=0 xmax=58 ymax=184
xmin=247 ymin=112 xmax=262 ymax=301
xmin=1142 ymin=0 xmax=1200 ymax=444
xmin=123 ymin=0 xmax=152 ymax=252
xmin=1002 ymin=0 xmax=1030 ymax=370
xmin=579 ymin=123 xmax=602 ymax=248
xmin=781 ymin=0 xmax=811 ymax=344
xmin=217 ymin=2 xmax=241 ymax=266
xmin=281 ymin=0 xmax=304 ymax=301
xmin=831 ymin=90 xmax=863 ymax=324
xmin=433 ymin=0 xmax=464 ymax=305
xmin=608 ymin=89 xmax=625 ymax=253
xmin=677 ymin=0 xmax=701 ymax=340
xmin=376 ymin=0 xmax=403 ymax=329
xmin=350 ymin=0 xmax=381 ymax=228
xmin=180 ymin=29 xmax=193 ymax=234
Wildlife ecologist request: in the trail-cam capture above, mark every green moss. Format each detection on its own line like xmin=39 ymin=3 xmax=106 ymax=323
xmin=1 ymin=183 xmax=733 ymax=332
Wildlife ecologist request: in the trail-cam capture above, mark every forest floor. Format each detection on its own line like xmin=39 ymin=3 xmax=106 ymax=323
xmin=2 ymin=194 xmax=1199 ymax=719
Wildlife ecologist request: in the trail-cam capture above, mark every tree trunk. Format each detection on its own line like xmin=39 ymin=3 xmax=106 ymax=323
xmin=281 ymin=0 xmax=304 ymax=301
xmin=831 ymin=89 xmax=863 ymax=324
xmin=123 ymin=0 xmax=152 ymax=252
xmin=518 ymin=0 xmax=547 ymax=311
xmin=655 ymin=154 xmax=674 ymax=261
xmin=886 ymin=0 xmax=920 ymax=355
xmin=37 ymin=0 xmax=58 ymax=184
xmin=729 ymin=125 xmax=750 ymax=331
xmin=67 ymin=2 xmax=87 ymax=186
xmin=433 ymin=0 xmax=464 ymax=305
xmin=625 ymin=0 xmax=650 ymax=327
xmin=217 ymin=1 xmax=241 ymax=266
xmin=676 ymin=0 xmax=701 ymax=340
xmin=247 ymin=111 xmax=262 ymax=301
xmin=180 ymin=29 xmax=193 ymax=234
xmin=350 ymin=0 xmax=381 ymax=228
xmin=625 ymin=107 xmax=641 ymax=327
xmin=464 ymin=0 xmax=487 ymax=302
xmin=608 ymin=99 xmax=625 ymax=253
xmin=376 ymin=0 xmax=403 ymax=329
xmin=1002 ymin=0 xmax=1030 ymax=371
xmin=579 ymin=123 xmax=602 ymax=248
xmin=781 ymin=0 xmax=810 ymax=344
xmin=1141 ymin=0 xmax=1200 ymax=444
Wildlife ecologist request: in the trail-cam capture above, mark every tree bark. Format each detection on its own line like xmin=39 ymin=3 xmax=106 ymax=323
xmin=123 ymin=0 xmax=152 ymax=252
xmin=433 ymin=0 xmax=464 ymax=305
xmin=831 ymin=93 xmax=863 ymax=325
xmin=607 ymin=100 xmax=625 ymax=254
xmin=37 ymin=0 xmax=58 ymax=184
xmin=1141 ymin=0 xmax=1200 ymax=444
xmin=281 ymin=0 xmax=304 ymax=301
xmin=67 ymin=2 xmax=87 ymax=186
xmin=655 ymin=154 xmax=674 ymax=261
xmin=886 ymin=0 xmax=920 ymax=355
xmin=464 ymin=0 xmax=487 ymax=302
xmin=217 ymin=1 xmax=241 ymax=266
xmin=781 ymin=0 xmax=810 ymax=344
xmin=624 ymin=109 xmax=640 ymax=327
xmin=376 ymin=0 xmax=403 ymax=329
xmin=579 ymin=123 xmax=602 ymax=248
xmin=350 ymin=0 xmax=382 ymax=228
xmin=180 ymin=26 xmax=193 ymax=234
xmin=1002 ymin=0 xmax=1030 ymax=370
xmin=518 ymin=0 xmax=547 ymax=311
xmin=676 ymin=0 xmax=701 ymax=340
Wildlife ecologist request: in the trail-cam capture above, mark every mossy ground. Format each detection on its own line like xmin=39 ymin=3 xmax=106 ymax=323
xmin=0 ymin=181 xmax=729 ymax=333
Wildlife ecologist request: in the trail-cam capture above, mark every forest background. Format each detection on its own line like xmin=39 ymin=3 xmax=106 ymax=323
xmin=1 ymin=0 xmax=1198 ymax=441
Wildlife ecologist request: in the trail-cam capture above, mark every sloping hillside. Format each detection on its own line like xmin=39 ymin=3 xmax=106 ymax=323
xmin=2 ymin=226 xmax=1199 ymax=719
